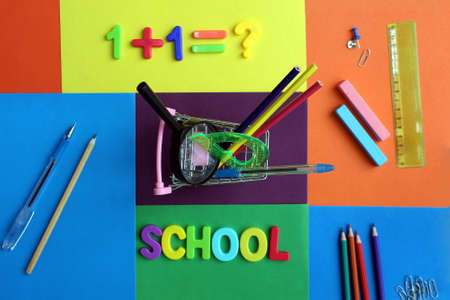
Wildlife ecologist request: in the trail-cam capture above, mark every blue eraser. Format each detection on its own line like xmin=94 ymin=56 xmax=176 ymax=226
xmin=335 ymin=105 xmax=387 ymax=166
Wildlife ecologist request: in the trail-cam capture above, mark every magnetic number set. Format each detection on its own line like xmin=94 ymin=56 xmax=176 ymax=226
xmin=106 ymin=21 xmax=261 ymax=60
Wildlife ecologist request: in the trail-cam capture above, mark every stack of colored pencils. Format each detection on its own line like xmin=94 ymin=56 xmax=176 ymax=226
xmin=340 ymin=224 xmax=385 ymax=300
xmin=219 ymin=64 xmax=322 ymax=167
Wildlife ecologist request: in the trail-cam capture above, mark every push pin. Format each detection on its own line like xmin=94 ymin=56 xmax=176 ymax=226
xmin=347 ymin=40 xmax=357 ymax=49
xmin=351 ymin=27 xmax=361 ymax=48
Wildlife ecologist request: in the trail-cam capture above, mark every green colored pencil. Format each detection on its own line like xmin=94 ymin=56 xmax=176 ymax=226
xmin=341 ymin=230 xmax=352 ymax=300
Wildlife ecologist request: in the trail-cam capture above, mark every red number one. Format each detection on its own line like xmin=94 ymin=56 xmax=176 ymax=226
xmin=131 ymin=27 xmax=164 ymax=59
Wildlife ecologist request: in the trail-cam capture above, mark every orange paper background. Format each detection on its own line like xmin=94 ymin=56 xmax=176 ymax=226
xmin=0 ymin=1 xmax=61 ymax=92
xmin=307 ymin=0 xmax=449 ymax=206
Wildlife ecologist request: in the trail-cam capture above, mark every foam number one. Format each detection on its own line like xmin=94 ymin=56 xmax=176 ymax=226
xmin=106 ymin=25 xmax=122 ymax=59
xmin=166 ymin=26 xmax=183 ymax=61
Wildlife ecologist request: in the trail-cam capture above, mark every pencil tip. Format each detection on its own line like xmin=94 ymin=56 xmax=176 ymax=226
xmin=356 ymin=233 xmax=362 ymax=243
xmin=92 ymin=134 xmax=97 ymax=140
xmin=340 ymin=231 xmax=346 ymax=240
xmin=25 ymin=265 xmax=33 ymax=274
xmin=348 ymin=224 xmax=353 ymax=236
xmin=372 ymin=225 xmax=378 ymax=236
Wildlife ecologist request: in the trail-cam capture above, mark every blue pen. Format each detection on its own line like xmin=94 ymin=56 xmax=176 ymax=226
xmin=214 ymin=164 xmax=334 ymax=178
xmin=1 ymin=123 xmax=76 ymax=251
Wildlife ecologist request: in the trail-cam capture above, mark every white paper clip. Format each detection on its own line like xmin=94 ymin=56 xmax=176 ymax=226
xmin=358 ymin=49 xmax=371 ymax=67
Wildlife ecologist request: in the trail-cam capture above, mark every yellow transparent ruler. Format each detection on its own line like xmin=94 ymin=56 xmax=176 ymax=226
xmin=387 ymin=22 xmax=425 ymax=167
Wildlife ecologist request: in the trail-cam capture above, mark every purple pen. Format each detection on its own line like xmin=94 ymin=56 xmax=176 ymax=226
xmin=371 ymin=225 xmax=385 ymax=300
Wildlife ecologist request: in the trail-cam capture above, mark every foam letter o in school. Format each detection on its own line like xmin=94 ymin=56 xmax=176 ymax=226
xmin=162 ymin=225 xmax=186 ymax=260
xmin=239 ymin=227 xmax=268 ymax=262
xmin=211 ymin=227 xmax=239 ymax=262
xmin=139 ymin=225 xmax=162 ymax=260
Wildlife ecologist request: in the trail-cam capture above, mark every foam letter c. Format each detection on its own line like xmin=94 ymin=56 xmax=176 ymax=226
xmin=162 ymin=225 xmax=186 ymax=260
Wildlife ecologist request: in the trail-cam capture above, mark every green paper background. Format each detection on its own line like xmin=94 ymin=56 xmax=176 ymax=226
xmin=136 ymin=204 xmax=309 ymax=300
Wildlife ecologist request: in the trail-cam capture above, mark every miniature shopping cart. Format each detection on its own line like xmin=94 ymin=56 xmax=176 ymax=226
xmin=153 ymin=107 xmax=270 ymax=195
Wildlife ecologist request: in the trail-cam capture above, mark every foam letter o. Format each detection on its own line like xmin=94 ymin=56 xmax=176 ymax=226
xmin=239 ymin=227 xmax=268 ymax=262
xmin=211 ymin=227 xmax=239 ymax=262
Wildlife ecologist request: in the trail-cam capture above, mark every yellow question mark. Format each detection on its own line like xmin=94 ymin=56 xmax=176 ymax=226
xmin=234 ymin=20 xmax=260 ymax=59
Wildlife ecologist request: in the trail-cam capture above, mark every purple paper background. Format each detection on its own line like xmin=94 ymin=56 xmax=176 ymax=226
xmin=136 ymin=93 xmax=307 ymax=205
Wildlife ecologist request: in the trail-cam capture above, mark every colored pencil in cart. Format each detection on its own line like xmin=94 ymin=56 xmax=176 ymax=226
xmin=356 ymin=231 xmax=370 ymax=300
xmin=221 ymin=66 xmax=300 ymax=149
xmin=371 ymin=225 xmax=385 ymax=300
xmin=234 ymin=66 xmax=301 ymax=134
xmin=340 ymin=230 xmax=352 ymax=300
xmin=232 ymin=80 xmax=323 ymax=157
xmin=219 ymin=64 xmax=318 ymax=168
xmin=348 ymin=225 xmax=360 ymax=300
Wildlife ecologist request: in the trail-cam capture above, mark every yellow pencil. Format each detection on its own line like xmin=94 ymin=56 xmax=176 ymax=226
xmin=26 ymin=135 xmax=97 ymax=274
xmin=219 ymin=64 xmax=318 ymax=167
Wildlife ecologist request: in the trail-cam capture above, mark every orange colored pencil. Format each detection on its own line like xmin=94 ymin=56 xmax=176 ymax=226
xmin=347 ymin=225 xmax=360 ymax=300
xmin=356 ymin=231 xmax=370 ymax=300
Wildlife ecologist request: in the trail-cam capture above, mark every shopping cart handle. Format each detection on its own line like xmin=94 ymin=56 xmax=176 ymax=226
xmin=153 ymin=107 xmax=176 ymax=195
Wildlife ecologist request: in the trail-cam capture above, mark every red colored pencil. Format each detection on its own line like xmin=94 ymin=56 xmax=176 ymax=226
xmin=232 ymin=81 xmax=323 ymax=157
xmin=356 ymin=231 xmax=371 ymax=300
xmin=348 ymin=225 xmax=360 ymax=300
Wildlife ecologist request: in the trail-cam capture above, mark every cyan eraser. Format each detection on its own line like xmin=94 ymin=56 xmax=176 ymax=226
xmin=335 ymin=105 xmax=387 ymax=166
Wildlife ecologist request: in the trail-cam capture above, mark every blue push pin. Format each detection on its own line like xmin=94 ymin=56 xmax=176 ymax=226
xmin=351 ymin=27 xmax=361 ymax=48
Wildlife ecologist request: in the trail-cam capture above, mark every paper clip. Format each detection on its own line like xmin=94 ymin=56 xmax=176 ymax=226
xmin=404 ymin=275 xmax=416 ymax=299
xmin=396 ymin=286 xmax=408 ymax=300
xmin=429 ymin=279 xmax=438 ymax=299
xmin=415 ymin=277 xmax=425 ymax=299
xmin=397 ymin=275 xmax=439 ymax=300
xmin=358 ymin=49 xmax=371 ymax=67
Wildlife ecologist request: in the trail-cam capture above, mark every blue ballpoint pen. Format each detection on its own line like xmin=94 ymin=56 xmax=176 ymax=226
xmin=1 ymin=123 xmax=76 ymax=251
xmin=214 ymin=164 xmax=334 ymax=178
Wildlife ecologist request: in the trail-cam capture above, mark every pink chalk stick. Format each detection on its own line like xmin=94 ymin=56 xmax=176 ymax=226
xmin=337 ymin=80 xmax=390 ymax=141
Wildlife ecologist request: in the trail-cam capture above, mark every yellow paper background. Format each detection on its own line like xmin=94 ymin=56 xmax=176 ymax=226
xmin=61 ymin=0 xmax=306 ymax=92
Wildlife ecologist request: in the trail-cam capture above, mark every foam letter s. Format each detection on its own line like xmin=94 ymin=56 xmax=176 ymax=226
xmin=140 ymin=225 xmax=162 ymax=260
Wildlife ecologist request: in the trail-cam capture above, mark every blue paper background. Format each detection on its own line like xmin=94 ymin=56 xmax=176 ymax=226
xmin=0 ymin=94 xmax=135 ymax=300
xmin=309 ymin=206 xmax=450 ymax=300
